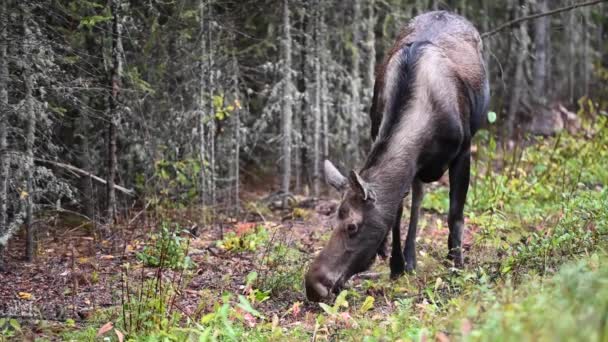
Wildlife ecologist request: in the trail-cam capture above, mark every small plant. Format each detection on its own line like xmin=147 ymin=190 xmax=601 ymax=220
xmin=217 ymin=224 xmax=269 ymax=252
xmin=137 ymin=222 xmax=195 ymax=269
xmin=0 ymin=318 xmax=22 ymax=340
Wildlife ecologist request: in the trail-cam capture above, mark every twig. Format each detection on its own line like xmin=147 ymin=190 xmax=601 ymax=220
xmin=481 ymin=0 xmax=606 ymax=39
xmin=35 ymin=158 xmax=135 ymax=196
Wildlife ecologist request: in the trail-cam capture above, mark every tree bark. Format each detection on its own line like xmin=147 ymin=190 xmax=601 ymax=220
xmin=533 ymin=0 xmax=549 ymax=103
xmin=23 ymin=7 xmax=36 ymax=261
xmin=199 ymin=0 xmax=207 ymax=208
xmin=349 ymin=0 xmax=362 ymax=166
xmin=107 ymin=0 xmax=123 ymax=224
xmin=364 ymin=0 xmax=376 ymax=112
xmin=281 ymin=0 xmax=293 ymax=200
xmin=312 ymin=0 xmax=322 ymax=197
xmin=505 ymin=2 xmax=529 ymax=140
xmin=0 ymin=0 xmax=9 ymax=268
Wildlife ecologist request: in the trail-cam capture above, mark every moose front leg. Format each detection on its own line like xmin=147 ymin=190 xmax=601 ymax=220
xmin=389 ymin=205 xmax=405 ymax=278
xmin=447 ymin=149 xmax=471 ymax=268
xmin=403 ymin=179 xmax=424 ymax=272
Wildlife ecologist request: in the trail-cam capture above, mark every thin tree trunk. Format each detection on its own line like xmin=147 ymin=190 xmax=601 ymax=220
xmin=581 ymin=6 xmax=590 ymax=97
xmin=533 ymin=0 xmax=549 ymax=104
xmin=0 ymin=0 xmax=9 ymax=268
xmin=349 ymin=0 xmax=362 ymax=166
xmin=568 ymin=3 xmax=576 ymax=103
xmin=206 ymin=3 xmax=216 ymax=213
xmin=107 ymin=0 xmax=123 ymax=224
xmin=312 ymin=0 xmax=322 ymax=197
xmin=232 ymin=54 xmax=240 ymax=215
xmin=77 ymin=113 xmax=94 ymax=220
xmin=23 ymin=8 xmax=36 ymax=261
xmin=321 ymin=9 xmax=329 ymax=163
xmin=199 ymin=0 xmax=207 ymax=210
xmin=364 ymin=0 xmax=376 ymax=109
xmin=281 ymin=0 xmax=293 ymax=200
xmin=505 ymin=2 xmax=529 ymax=140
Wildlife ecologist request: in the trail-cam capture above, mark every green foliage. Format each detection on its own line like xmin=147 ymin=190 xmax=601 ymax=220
xmin=216 ymin=225 xmax=268 ymax=253
xmin=259 ymin=242 xmax=307 ymax=294
xmin=146 ymin=158 xmax=203 ymax=208
xmin=136 ymin=222 xmax=195 ymax=270
xmin=0 ymin=318 xmax=22 ymax=340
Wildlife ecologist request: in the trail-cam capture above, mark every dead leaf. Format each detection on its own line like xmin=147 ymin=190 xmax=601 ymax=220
xmin=100 ymin=255 xmax=115 ymax=260
xmin=18 ymin=292 xmax=33 ymax=300
xmin=243 ymin=313 xmax=256 ymax=327
xmin=115 ymin=328 xmax=124 ymax=342
xmin=291 ymin=301 xmax=301 ymax=318
xmin=235 ymin=222 xmax=256 ymax=236
xmin=96 ymin=322 xmax=114 ymax=337
xmin=461 ymin=319 xmax=472 ymax=336
xmin=436 ymin=332 xmax=450 ymax=342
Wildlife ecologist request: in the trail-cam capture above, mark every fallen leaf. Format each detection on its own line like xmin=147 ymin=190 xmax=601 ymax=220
xmin=359 ymin=296 xmax=375 ymax=313
xmin=461 ymin=318 xmax=472 ymax=336
xmin=96 ymin=322 xmax=114 ymax=337
xmin=235 ymin=222 xmax=256 ymax=236
xmin=243 ymin=313 xmax=256 ymax=327
xmin=291 ymin=301 xmax=301 ymax=318
xmin=339 ymin=312 xmax=352 ymax=321
xmin=100 ymin=255 xmax=115 ymax=260
xmin=436 ymin=332 xmax=450 ymax=342
xmin=18 ymin=292 xmax=33 ymax=300
xmin=115 ymin=328 xmax=124 ymax=342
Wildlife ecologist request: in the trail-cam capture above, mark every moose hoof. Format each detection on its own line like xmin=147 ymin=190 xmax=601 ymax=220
xmin=447 ymin=251 xmax=464 ymax=269
xmin=390 ymin=258 xmax=405 ymax=279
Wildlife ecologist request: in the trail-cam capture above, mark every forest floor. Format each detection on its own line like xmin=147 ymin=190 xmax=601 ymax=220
xmin=1 ymin=189 xmax=472 ymax=334
xmin=1 ymin=116 xmax=608 ymax=341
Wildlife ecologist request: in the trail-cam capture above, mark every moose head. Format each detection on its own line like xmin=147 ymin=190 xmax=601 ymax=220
xmin=304 ymin=160 xmax=391 ymax=302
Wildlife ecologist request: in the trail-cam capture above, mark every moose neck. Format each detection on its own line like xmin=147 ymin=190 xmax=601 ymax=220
xmin=361 ymin=107 xmax=430 ymax=218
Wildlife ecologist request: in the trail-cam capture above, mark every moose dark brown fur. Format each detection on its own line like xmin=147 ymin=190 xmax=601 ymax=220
xmin=305 ymin=11 xmax=490 ymax=302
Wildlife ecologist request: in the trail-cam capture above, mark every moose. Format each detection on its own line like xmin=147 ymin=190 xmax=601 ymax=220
xmin=305 ymin=11 xmax=490 ymax=302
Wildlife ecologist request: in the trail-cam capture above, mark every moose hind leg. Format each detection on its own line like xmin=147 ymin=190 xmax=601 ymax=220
xmin=447 ymin=149 xmax=471 ymax=268
xmin=403 ymin=179 xmax=424 ymax=272
xmin=389 ymin=205 xmax=405 ymax=278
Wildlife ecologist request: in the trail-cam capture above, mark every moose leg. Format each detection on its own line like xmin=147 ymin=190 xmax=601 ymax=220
xmin=389 ymin=205 xmax=405 ymax=278
xmin=403 ymin=179 xmax=424 ymax=272
xmin=377 ymin=234 xmax=388 ymax=259
xmin=447 ymin=149 xmax=471 ymax=268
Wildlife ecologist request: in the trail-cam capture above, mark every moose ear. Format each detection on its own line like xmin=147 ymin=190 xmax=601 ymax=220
xmin=324 ymin=160 xmax=347 ymax=191
xmin=349 ymin=170 xmax=375 ymax=202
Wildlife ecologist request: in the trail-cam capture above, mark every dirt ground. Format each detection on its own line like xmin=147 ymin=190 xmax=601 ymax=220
xmin=0 ymin=192 xmax=478 ymax=335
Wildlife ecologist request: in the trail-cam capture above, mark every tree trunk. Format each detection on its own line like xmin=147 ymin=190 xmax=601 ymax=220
xmin=23 ymin=8 xmax=36 ymax=261
xmin=0 ymin=0 xmax=9 ymax=268
xmin=533 ymin=0 xmax=549 ymax=103
xmin=232 ymin=54 xmax=240 ymax=215
xmin=505 ymin=2 xmax=529 ymax=140
xmin=77 ymin=113 xmax=94 ymax=220
xmin=281 ymin=0 xmax=293 ymax=200
xmin=581 ymin=6 xmax=590 ymax=97
xmin=199 ymin=0 xmax=207 ymax=209
xmin=107 ymin=0 xmax=123 ymax=224
xmin=567 ymin=3 xmax=576 ymax=104
xmin=312 ymin=0 xmax=322 ymax=197
xmin=364 ymin=0 xmax=376 ymax=112
xmin=349 ymin=0 xmax=362 ymax=166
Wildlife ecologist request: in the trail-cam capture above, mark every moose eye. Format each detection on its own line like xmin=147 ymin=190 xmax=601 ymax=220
xmin=346 ymin=223 xmax=358 ymax=236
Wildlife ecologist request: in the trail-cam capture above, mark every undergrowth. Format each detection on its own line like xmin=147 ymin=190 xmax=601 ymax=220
xmin=10 ymin=109 xmax=605 ymax=341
